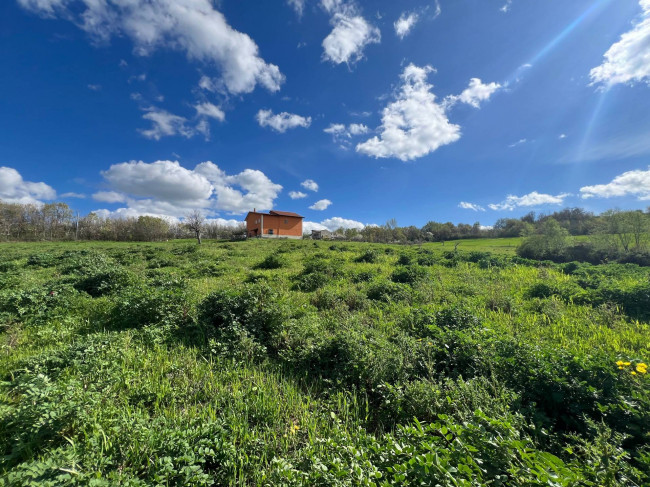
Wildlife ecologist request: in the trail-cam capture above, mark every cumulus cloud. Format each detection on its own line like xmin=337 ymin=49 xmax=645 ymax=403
xmin=459 ymin=201 xmax=485 ymax=212
xmin=303 ymin=216 xmax=368 ymax=233
xmin=301 ymin=179 xmax=319 ymax=192
xmin=321 ymin=0 xmax=380 ymax=65
xmin=256 ymin=109 xmax=312 ymax=133
xmin=17 ymin=0 xmax=284 ymax=95
xmin=394 ymin=12 xmax=419 ymax=39
xmin=289 ymin=191 xmax=307 ymax=199
xmin=309 ymin=199 xmax=332 ymax=210
xmin=501 ymin=0 xmax=513 ymax=13
xmin=356 ymin=66 xmax=501 ymax=161
xmin=590 ymin=0 xmax=650 ymax=87
xmin=488 ymin=191 xmax=570 ymax=211
xmin=93 ymin=191 xmax=127 ymax=203
xmin=0 ymin=166 xmax=56 ymax=205
xmin=580 ymin=166 xmax=650 ymax=200
xmin=61 ymin=192 xmax=86 ymax=198
xmin=93 ymin=160 xmax=282 ymax=218
xmin=444 ymin=78 xmax=502 ymax=109
xmin=356 ymin=64 xmax=460 ymax=161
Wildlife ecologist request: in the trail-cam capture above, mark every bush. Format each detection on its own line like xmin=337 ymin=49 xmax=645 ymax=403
xmin=198 ymin=284 xmax=289 ymax=350
xmin=74 ymin=267 xmax=139 ymax=297
xmin=255 ymin=254 xmax=286 ymax=270
xmin=366 ymin=280 xmax=411 ymax=303
xmin=390 ymin=265 xmax=427 ymax=285
xmin=355 ymin=249 xmax=380 ymax=263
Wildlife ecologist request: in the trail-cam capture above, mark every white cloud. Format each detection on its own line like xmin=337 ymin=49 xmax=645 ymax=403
xmin=458 ymin=201 xmax=485 ymax=212
xmin=87 ymin=84 xmax=101 ymax=91
xmin=309 ymin=199 xmax=332 ymax=210
xmin=289 ymin=191 xmax=307 ymax=199
xmin=194 ymin=102 xmax=225 ymax=122
xmin=18 ymin=0 xmax=285 ymax=95
xmin=256 ymin=109 xmax=311 ymax=133
xmin=580 ymin=166 xmax=650 ymax=200
xmin=93 ymin=191 xmax=127 ymax=203
xmin=445 ymin=78 xmax=502 ymax=109
xmin=590 ymin=0 xmax=650 ymax=87
xmin=321 ymin=1 xmax=380 ymax=65
xmin=205 ymin=217 xmax=246 ymax=229
xmin=303 ymin=216 xmax=368 ymax=233
xmin=356 ymin=64 xmax=461 ymax=161
xmin=508 ymin=138 xmax=527 ymax=148
xmin=324 ymin=123 xmax=346 ymax=135
xmin=195 ymin=161 xmax=283 ymax=214
xmin=0 ymin=166 xmax=56 ymax=205
xmin=287 ymin=0 xmax=305 ymax=17
xmin=559 ymin=133 xmax=567 ymax=139
xmin=394 ymin=12 xmax=419 ymax=39
xmin=301 ymin=179 xmax=319 ymax=192
xmin=61 ymin=192 xmax=86 ymax=198
xmin=488 ymin=191 xmax=570 ymax=211
xmin=93 ymin=160 xmax=282 ymax=218
xmin=324 ymin=122 xmax=369 ymax=145
xmin=500 ymin=0 xmax=513 ymax=13
xmin=139 ymin=106 xmax=197 ymax=140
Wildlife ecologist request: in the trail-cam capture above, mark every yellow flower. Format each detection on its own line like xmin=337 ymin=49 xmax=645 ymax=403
xmin=616 ymin=360 xmax=625 ymax=366
xmin=637 ymin=363 xmax=647 ymax=374
xmin=618 ymin=366 xmax=624 ymax=370
xmin=631 ymin=371 xmax=637 ymax=376
xmin=623 ymin=362 xmax=631 ymax=366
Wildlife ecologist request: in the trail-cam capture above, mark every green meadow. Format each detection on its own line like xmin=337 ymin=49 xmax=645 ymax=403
xmin=1 ymin=239 xmax=648 ymax=485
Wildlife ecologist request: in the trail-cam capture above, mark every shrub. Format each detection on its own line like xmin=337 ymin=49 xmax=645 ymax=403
xmin=390 ymin=265 xmax=427 ymax=285
xmin=198 ymin=283 xmax=289 ymax=349
xmin=355 ymin=249 xmax=380 ymax=263
xmin=74 ymin=267 xmax=139 ymax=297
xmin=366 ymin=280 xmax=411 ymax=303
xmin=255 ymin=254 xmax=286 ymax=270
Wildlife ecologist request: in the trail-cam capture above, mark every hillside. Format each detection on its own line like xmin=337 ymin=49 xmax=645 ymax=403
xmin=1 ymin=239 xmax=649 ymax=485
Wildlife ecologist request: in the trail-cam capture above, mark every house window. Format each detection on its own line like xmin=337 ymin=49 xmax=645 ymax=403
xmin=268 ymin=229 xmax=274 ymax=235
xmin=284 ymin=219 xmax=288 ymax=224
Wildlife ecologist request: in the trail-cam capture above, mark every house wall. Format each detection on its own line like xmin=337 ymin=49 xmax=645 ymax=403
xmin=246 ymin=213 xmax=303 ymax=238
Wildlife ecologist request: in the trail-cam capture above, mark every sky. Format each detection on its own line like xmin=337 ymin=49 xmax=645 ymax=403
xmin=1 ymin=0 xmax=650 ymax=232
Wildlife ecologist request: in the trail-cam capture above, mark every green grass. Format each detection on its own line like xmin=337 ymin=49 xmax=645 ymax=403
xmin=0 ymin=238 xmax=648 ymax=485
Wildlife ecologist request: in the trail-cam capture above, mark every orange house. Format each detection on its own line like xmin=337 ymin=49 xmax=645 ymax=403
xmin=245 ymin=209 xmax=304 ymax=239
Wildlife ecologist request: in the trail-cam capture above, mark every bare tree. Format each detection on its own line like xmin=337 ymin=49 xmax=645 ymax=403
xmin=185 ymin=210 xmax=205 ymax=244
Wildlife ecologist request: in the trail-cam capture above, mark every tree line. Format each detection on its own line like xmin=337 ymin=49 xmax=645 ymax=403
xmin=0 ymin=201 xmax=244 ymax=242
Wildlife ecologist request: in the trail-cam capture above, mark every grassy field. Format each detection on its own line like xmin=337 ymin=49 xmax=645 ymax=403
xmin=0 ymin=238 xmax=649 ymax=485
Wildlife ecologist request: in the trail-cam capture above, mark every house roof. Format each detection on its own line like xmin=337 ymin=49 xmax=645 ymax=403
xmin=269 ymin=210 xmax=304 ymax=218
xmin=245 ymin=210 xmax=304 ymax=220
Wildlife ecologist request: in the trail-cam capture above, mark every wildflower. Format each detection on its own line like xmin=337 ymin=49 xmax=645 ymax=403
xmin=618 ymin=366 xmax=624 ymax=370
xmin=290 ymin=424 xmax=300 ymax=434
xmin=631 ymin=371 xmax=637 ymax=376
xmin=636 ymin=363 xmax=647 ymax=374
xmin=616 ymin=360 xmax=625 ymax=367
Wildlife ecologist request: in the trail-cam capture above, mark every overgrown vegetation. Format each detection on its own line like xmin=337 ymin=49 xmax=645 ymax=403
xmin=0 ymin=238 xmax=648 ymax=485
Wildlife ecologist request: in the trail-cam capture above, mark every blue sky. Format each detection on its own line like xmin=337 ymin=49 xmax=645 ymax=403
xmin=1 ymin=0 xmax=650 ymax=231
